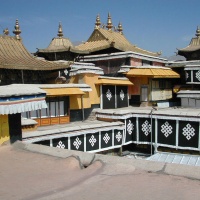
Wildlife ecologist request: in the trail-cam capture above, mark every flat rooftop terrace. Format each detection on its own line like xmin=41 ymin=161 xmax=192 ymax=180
xmin=94 ymin=106 xmax=200 ymax=119
xmin=23 ymin=106 xmax=200 ymax=141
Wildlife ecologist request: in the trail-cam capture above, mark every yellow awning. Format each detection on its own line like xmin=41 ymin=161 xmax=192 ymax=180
xmin=126 ymin=68 xmax=180 ymax=78
xmin=43 ymin=88 xmax=85 ymax=96
xmin=95 ymin=78 xmax=133 ymax=85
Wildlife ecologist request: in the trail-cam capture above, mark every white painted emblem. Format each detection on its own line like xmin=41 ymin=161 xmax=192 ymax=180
xmin=64 ymin=69 xmax=68 ymax=75
xmin=185 ymin=71 xmax=189 ymax=80
xmin=127 ymin=120 xmax=134 ymax=135
xmin=161 ymin=121 xmax=173 ymax=137
xmin=89 ymin=135 xmax=97 ymax=147
xmin=103 ymin=133 xmax=110 ymax=144
xmin=106 ymin=89 xmax=112 ymax=101
xmin=120 ymin=90 xmax=125 ymax=101
xmin=56 ymin=141 xmax=65 ymax=149
xmin=182 ymin=123 xmax=195 ymax=140
xmin=116 ymin=131 xmax=122 ymax=142
xmin=141 ymin=120 xmax=151 ymax=136
xmin=196 ymin=70 xmax=200 ymax=81
xmin=73 ymin=137 xmax=82 ymax=149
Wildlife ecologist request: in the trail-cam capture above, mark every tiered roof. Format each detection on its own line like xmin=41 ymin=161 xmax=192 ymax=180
xmin=0 ymin=20 xmax=69 ymax=71
xmin=76 ymin=14 xmax=161 ymax=57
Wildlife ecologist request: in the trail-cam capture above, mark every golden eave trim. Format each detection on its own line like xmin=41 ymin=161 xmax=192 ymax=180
xmin=126 ymin=68 xmax=180 ymax=78
xmin=43 ymin=88 xmax=85 ymax=96
xmin=95 ymin=79 xmax=133 ymax=85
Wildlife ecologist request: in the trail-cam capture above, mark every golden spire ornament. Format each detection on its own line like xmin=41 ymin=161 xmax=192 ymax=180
xmin=13 ymin=19 xmax=21 ymax=40
xmin=95 ymin=14 xmax=101 ymax=29
xmin=106 ymin=13 xmax=113 ymax=31
xmin=57 ymin=22 xmax=63 ymax=38
xmin=117 ymin=22 xmax=123 ymax=34
xmin=196 ymin=26 xmax=200 ymax=37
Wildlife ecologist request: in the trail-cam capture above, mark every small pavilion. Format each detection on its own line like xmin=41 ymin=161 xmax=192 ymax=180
xmin=35 ymin=22 xmax=88 ymax=61
xmin=178 ymin=27 xmax=200 ymax=60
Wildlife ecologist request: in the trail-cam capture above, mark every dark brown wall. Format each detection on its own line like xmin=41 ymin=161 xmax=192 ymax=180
xmin=8 ymin=113 xmax=22 ymax=143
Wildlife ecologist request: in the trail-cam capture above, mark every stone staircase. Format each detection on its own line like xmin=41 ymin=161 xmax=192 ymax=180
xmin=85 ymin=109 xmax=97 ymax=121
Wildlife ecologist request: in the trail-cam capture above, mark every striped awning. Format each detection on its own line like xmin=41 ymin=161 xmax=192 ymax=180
xmin=0 ymin=85 xmax=47 ymax=115
xmin=0 ymin=100 xmax=47 ymax=115
xmin=95 ymin=78 xmax=133 ymax=85
xmin=126 ymin=68 xmax=180 ymax=78
xmin=43 ymin=88 xmax=85 ymax=96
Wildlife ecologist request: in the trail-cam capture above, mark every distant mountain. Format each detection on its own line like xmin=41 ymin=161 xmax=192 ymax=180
xmin=164 ymin=55 xmax=186 ymax=61
xmin=73 ymin=41 xmax=83 ymax=46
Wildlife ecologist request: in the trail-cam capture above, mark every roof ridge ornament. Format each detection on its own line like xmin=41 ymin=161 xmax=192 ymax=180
xmin=3 ymin=28 xmax=9 ymax=35
xmin=106 ymin=12 xmax=113 ymax=31
xmin=57 ymin=22 xmax=63 ymax=38
xmin=117 ymin=22 xmax=123 ymax=34
xmin=95 ymin=14 xmax=101 ymax=29
xmin=195 ymin=26 xmax=200 ymax=37
xmin=13 ymin=19 xmax=21 ymax=40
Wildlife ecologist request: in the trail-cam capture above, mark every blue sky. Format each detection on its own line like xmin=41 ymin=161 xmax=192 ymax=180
xmin=0 ymin=0 xmax=200 ymax=57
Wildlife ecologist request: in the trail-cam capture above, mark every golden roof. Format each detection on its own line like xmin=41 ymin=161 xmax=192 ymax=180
xmin=37 ymin=22 xmax=87 ymax=54
xmin=76 ymin=28 xmax=160 ymax=57
xmin=76 ymin=14 xmax=161 ymax=57
xmin=38 ymin=37 xmax=74 ymax=53
xmin=126 ymin=67 xmax=180 ymax=78
xmin=0 ymin=35 xmax=69 ymax=70
xmin=178 ymin=26 xmax=200 ymax=53
xmin=37 ymin=37 xmax=87 ymax=54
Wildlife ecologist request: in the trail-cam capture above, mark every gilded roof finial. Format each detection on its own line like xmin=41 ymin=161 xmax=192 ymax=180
xmin=95 ymin=14 xmax=101 ymax=29
xmin=117 ymin=22 xmax=123 ymax=34
xmin=196 ymin=26 xmax=200 ymax=37
xmin=57 ymin=22 xmax=63 ymax=38
xmin=3 ymin=28 xmax=9 ymax=35
xmin=106 ymin=13 xmax=113 ymax=31
xmin=13 ymin=19 xmax=21 ymax=40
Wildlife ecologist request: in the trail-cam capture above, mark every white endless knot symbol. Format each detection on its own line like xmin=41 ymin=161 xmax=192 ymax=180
xmin=161 ymin=121 xmax=173 ymax=137
xmin=106 ymin=89 xmax=112 ymax=101
xmin=89 ymin=135 xmax=97 ymax=147
xmin=120 ymin=90 xmax=125 ymax=101
xmin=103 ymin=133 xmax=110 ymax=144
xmin=182 ymin=123 xmax=195 ymax=140
xmin=116 ymin=131 xmax=122 ymax=142
xmin=127 ymin=120 xmax=134 ymax=135
xmin=141 ymin=120 xmax=151 ymax=136
xmin=185 ymin=71 xmax=189 ymax=80
xmin=73 ymin=137 xmax=82 ymax=149
xmin=56 ymin=141 xmax=65 ymax=149
xmin=196 ymin=70 xmax=200 ymax=81
xmin=64 ymin=69 xmax=68 ymax=75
